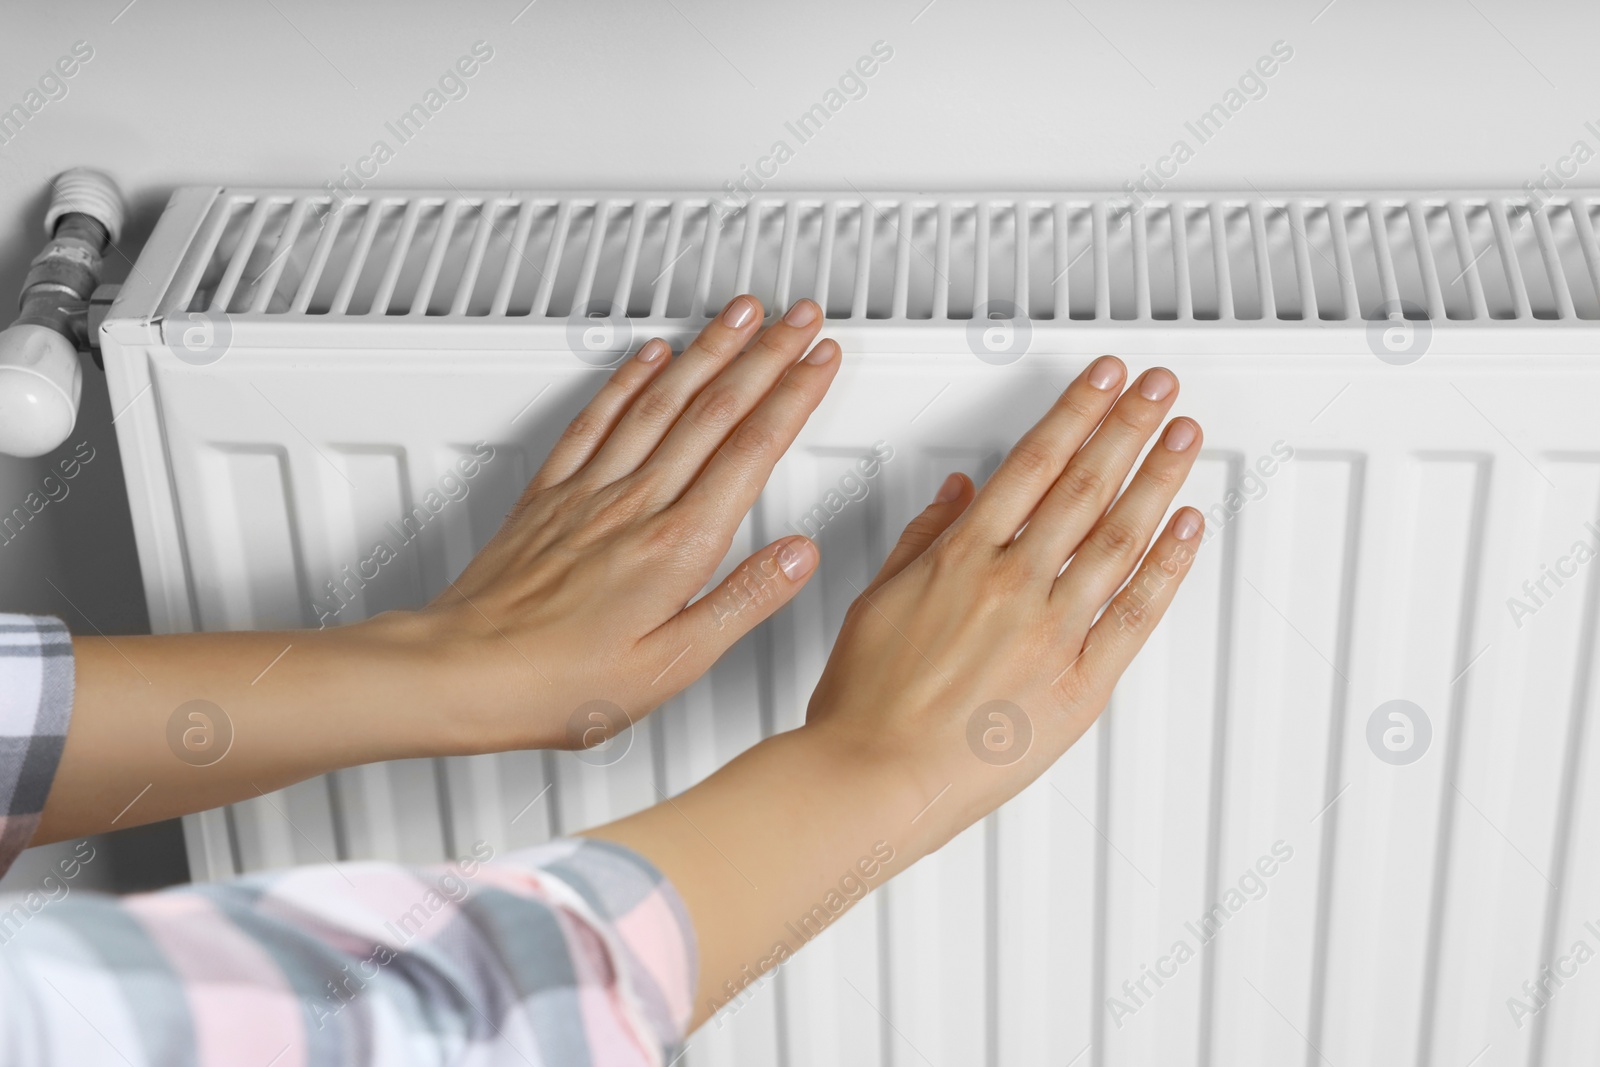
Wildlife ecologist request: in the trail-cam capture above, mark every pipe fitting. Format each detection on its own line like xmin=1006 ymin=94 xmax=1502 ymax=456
xmin=0 ymin=168 xmax=124 ymax=458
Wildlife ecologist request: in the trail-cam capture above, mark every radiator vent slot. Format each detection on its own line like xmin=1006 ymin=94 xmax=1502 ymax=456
xmin=169 ymin=191 xmax=1600 ymax=325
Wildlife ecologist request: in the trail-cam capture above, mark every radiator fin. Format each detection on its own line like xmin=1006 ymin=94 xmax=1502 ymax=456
xmin=172 ymin=191 xmax=1600 ymax=327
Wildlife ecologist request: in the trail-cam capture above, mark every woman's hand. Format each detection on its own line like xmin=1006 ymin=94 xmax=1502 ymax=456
xmin=590 ymin=356 xmax=1206 ymax=1028
xmin=413 ymin=294 xmax=839 ymax=752
xmin=805 ymin=355 xmax=1203 ymax=847
xmin=43 ymin=296 xmax=837 ymax=842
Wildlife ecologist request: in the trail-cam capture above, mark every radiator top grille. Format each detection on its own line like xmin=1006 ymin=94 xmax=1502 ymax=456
xmin=164 ymin=189 xmax=1600 ymax=326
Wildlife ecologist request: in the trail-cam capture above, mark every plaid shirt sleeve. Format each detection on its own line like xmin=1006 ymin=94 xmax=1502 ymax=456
xmin=0 ymin=615 xmax=73 ymax=875
xmin=0 ymin=615 xmax=700 ymax=1066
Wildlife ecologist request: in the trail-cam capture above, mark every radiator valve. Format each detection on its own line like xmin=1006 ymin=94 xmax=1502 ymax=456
xmin=0 ymin=168 xmax=125 ymax=458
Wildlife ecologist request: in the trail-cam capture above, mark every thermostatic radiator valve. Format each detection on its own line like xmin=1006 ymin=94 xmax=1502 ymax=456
xmin=0 ymin=168 xmax=125 ymax=458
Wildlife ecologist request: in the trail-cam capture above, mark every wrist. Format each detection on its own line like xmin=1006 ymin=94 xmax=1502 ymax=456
xmin=353 ymin=607 xmax=579 ymax=758
xmin=785 ymin=719 xmax=955 ymax=865
xmin=330 ymin=610 xmax=495 ymax=759
xmin=797 ymin=693 xmax=1037 ymax=863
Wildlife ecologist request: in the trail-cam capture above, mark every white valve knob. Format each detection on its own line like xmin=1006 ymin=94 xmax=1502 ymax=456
xmin=0 ymin=167 xmax=123 ymax=458
xmin=0 ymin=324 xmax=83 ymax=458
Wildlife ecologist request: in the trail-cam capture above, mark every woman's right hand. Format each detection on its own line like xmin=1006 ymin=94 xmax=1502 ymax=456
xmin=807 ymin=354 xmax=1205 ymax=852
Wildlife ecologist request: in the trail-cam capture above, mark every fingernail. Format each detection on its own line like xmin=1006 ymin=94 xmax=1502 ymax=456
xmin=804 ymin=340 xmax=837 ymax=365
xmin=722 ymin=296 xmax=757 ymax=329
xmin=777 ymin=539 xmax=817 ymax=580
xmin=1087 ymin=355 xmax=1122 ymax=391
xmin=935 ymin=472 xmax=963 ymax=503
xmin=636 ymin=339 xmax=667 ymax=363
xmin=783 ymin=300 xmax=818 ymax=327
xmin=1173 ymin=508 xmax=1202 ymax=541
xmin=1162 ymin=419 xmax=1197 ymax=452
xmin=1139 ymin=368 xmax=1176 ymax=401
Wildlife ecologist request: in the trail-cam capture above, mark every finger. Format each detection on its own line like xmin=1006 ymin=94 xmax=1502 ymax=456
xmin=649 ymin=536 xmax=819 ymax=689
xmin=1068 ymin=507 xmax=1204 ymax=687
xmin=861 ymin=472 xmax=975 ymax=598
xmin=639 ymin=299 xmax=824 ymax=497
xmin=959 ymin=356 xmax=1125 ymax=544
xmin=527 ymin=339 xmax=672 ymax=492
xmin=582 ymin=294 xmax=766 ymax=483
xmin=1013 ymin=367 xmax=1179 ymax=567
xmin=1051 ymin=417 xmax=1202 ymax=628
xmin=676 ymin=337 xmax=842 ymax=523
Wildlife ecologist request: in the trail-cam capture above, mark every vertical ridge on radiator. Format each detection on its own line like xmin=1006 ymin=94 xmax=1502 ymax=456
xmin=1496 ymin=456 xmax=1600 ymax=1067
xmin=1299 ymin=453 xmax=1363 ymax=1067
xmin=1413 ymin=454 xmax=1494 ymax=1067
xmin=1193 ymin=451 xmax=1244 ymax=1067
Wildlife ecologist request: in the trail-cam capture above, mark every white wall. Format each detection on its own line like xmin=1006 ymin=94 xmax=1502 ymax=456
xmin=0 ymin=0 xmax=1594 ymax=885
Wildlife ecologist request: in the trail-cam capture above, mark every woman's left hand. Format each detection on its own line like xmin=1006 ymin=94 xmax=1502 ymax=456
xmin=413 ymin=294 xmax=839 ymax=752
xmin=45 ymin=295 xmax=838 ymax=842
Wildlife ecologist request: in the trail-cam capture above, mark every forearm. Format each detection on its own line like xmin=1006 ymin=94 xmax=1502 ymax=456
xmin=32 ymin=296 xmax=836 ymax=847
xmin=36 ymin=613 xmax=466 ymax=843
xmin=586 ymin=723 xmax=945 ymax=1030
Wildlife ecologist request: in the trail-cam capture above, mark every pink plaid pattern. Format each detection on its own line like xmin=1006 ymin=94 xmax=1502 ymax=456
xmin=0 ymin=615 xmax=698 ymax=1066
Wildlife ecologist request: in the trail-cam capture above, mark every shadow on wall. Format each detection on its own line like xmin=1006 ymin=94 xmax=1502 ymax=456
xmin=0 ymin=819 xmax=190 ymax=901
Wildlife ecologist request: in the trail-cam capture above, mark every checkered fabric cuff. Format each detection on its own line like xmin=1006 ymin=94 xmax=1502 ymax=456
xmin=0 ymin=615 xmax=74 ymax=878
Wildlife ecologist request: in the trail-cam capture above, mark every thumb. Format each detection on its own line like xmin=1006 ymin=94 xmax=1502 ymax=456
xmin=651 ymin=535 xmax=819 ymax=685
xmin=861 ymin=472 xmax=974 ymax=598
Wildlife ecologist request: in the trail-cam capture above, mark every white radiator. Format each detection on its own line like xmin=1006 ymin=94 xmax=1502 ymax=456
xmin=101 ymin=188 xmax=1600 ymax=1067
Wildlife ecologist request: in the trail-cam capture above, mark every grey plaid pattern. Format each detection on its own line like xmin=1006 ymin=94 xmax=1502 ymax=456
xmin=0 ymin=615 xmax=73 ymax=872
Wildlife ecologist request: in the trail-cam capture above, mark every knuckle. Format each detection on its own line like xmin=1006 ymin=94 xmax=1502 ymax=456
xmin=1090 ymin=518 xmax=1145 ymax=563
xmin=1143 ymin=458 xmax=1183 ymax=491
xmin=893 ymin=519 xmax=940 ymax=559
xmin=725 ymin=417 xmax=780 ymax=462
xmin=645 ymin=508 xmax=708 ymax=555
xmin=1054 ymin=657 xmax=1097 ymax=706
xmin=1115 ymin=595 xmax=1152 ymax=629
xmin=632 ymin=386 xmax=681 ymax=427
xmin=561 ymin=408 xmax=604 ymax=446
xmin=1110 ymin=404 xmax=1153 ymax=436
xmin=930 ymin=526 xmax=977 ymax=566
xmin=746 ymin=335 xmax=793 ymax=367
xmin=1057 ymin=463 xmax=1106 ymax=503
xmin=842 ymin=593 xmax=877 ymax=631
xmin=1111 ymin=572 xmax=1166 ymax=629
xmin=691 ymin=383 xmax=745 ymax=431
xmin=504 ymin=481 xmax=564 ymax=528
xmin=592 ymin=479 xmax=652 ymax=525
xmin=1006 ymin=438 xmax=1059 ymax=480
xmin=1057 ymin=390 xmax=1102 ymax=425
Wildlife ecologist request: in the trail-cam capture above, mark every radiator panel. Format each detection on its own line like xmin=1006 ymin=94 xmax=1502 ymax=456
xmin=102 ymin=188 xmax=1600 ymax=1067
